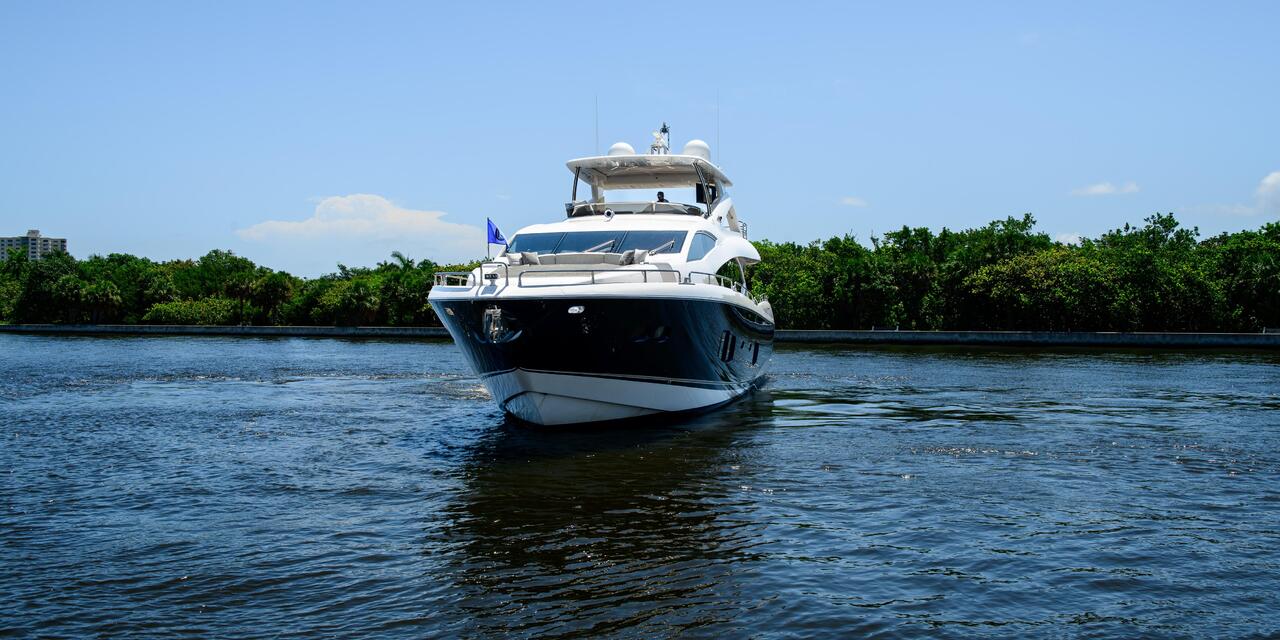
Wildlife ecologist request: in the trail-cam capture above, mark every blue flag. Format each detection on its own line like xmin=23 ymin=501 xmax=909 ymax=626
xmin=487 ymin=218 xmax=507 ymax=246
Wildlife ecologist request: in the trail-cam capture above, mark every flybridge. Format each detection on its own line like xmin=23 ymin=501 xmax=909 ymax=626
xmin=566 ymin=126 xmax=731 ymax=190
xmin=565 ymin=153 xmax=732 ymax=190
xmin=561 ymin=123 xmax=745 ymax=236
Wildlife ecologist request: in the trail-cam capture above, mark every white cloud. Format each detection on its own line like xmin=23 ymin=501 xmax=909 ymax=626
xmin=238 ymin=194 xmax=477 ymax=242
xmin=1202 ymin=203 xmax=1260 ymax=217
xmin=840 ymin=196 xmax=869 ymax=207
xmin=1071 ymin=181 xmax=1140 ymax=197
xmin=1055 ymin=232 xmax=1082 ymax=245
xmin=236 ymin=194 xmax=484 ymax=275
xmin=1197 ymin=171 xmax=1280 ymax=217
xmin=1256 ymin=171 xmax=1280 ymax=214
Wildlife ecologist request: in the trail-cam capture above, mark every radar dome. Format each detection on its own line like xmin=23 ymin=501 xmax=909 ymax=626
xmin=607 ymin=141 xmax=636 ymax=156
xmin=682 ymin=139 xmax=711 ymax=161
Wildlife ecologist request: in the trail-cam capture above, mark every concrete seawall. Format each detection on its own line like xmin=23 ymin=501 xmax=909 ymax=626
xmin=775 ymin=329 xmax=1280 ymax=349
xmin=0 ymin=324 xmax=452 ymax=338
xmin=3 ymin=324 xmax=1279 ymax=349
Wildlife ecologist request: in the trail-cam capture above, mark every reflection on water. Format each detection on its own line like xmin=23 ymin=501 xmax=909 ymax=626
xmin=439 ymin=403 xmax=770 ymax=637
xmin=2 ymin=335 xmax=1279 ymax=638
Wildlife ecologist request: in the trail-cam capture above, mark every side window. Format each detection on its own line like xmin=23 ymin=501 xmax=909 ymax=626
xmin=688 ymin=232 xmax=717 ymax=261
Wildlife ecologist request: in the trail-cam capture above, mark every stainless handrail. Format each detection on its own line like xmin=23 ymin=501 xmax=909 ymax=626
xmin=434 ymin=271 xmax=473 ymax=287
xmin=685 ymin=271 xmax=736 ymax=289
xmin=685 ymin=271 xmax=767 ymax=304
xmin=480 ymin=261 xmax=510 ymax=280
xmin=435 ymin=265 xmax=768 ymax=301
xmin=433 ymin=261 xmax=510 ymax=288
xmin=478 ymin=261 xmax=511 ymax=294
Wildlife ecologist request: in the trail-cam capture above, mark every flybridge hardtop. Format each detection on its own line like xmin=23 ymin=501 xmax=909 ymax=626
xmin=428 ymin=124 xmax=774 ymax=426
xmin=565 ymin=148 xmax=733 ymax=190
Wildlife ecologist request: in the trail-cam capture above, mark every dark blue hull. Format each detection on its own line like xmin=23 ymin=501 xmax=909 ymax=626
xmin=430 ymin=296 xmax=774 ymax=424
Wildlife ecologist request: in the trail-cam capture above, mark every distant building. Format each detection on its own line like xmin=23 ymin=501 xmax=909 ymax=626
xmin=1 ymin=230 xmax=68 ymax=260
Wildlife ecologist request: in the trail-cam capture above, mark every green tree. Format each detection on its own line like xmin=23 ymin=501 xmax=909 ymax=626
xmin=874 ymin=226 xmax=943 ymax=329
xmin=52 ymin=275 xmax=87 ymax=323
xmin=966 ymin=246 xmax=1124 ymax=330
xmin=251 ymin=271 xmax=297 ymax=324
xmin=12 ymin=251 xmax=78 ymax=323
xmin=172 ymin=249 xmax=257 ymax=300
xmin=6 ymin=216 xmax=1278 ymax=333
xmin=1204 ymin=222 xmax=1280 ymax=330
xmin=143 ymin=298 xmax=239 ymax=325
xmin=83 ymin=281 xmax=123 ymax=323
xmin=341 ymin=279 xmax=381 ymax=326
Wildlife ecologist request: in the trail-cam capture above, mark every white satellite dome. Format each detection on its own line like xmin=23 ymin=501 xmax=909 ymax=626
xmin=607 ymin=141 xmax=636 ymax=156
xmin=682 ymin=139 xmax=711 ymax=161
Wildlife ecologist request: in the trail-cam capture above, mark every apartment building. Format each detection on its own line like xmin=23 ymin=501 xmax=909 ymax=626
xmin=1 ymin=230 xmax=68 ymax=260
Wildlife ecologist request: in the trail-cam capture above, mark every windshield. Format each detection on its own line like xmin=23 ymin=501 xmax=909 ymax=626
xmin=555 ymin=231 xmax=623 ymax=253
xmin=508 ymin=231 xmax=688 ymax=255
xmin=615 ymin=230 xmax=687 ymax=253
xmin=504 ymin=233 xmax=562 ymax=254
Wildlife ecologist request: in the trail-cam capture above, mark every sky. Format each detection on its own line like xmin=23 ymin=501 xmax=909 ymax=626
xmin=1 ymin=1 xmax=1277 ymax=276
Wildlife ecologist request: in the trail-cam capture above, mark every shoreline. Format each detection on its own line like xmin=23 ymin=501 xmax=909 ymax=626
xmin=0 ymin=324 xmax=452 ymax=338
xmin=2 ymin=324 xmax=1278 ymax=349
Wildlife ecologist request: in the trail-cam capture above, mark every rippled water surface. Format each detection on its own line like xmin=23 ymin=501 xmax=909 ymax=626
xmin=3 ymin=335 xmax=1279 ymax=638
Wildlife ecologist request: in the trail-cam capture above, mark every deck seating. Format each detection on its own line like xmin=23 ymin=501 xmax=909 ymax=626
xmin=511 ymin=251 xmax=638 ymax=266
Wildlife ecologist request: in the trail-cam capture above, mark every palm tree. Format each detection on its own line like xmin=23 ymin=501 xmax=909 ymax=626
xmin=53 ymin=275 xmax=86 ymax=323
xmin=83 ymin=281 xmax=121 ymax=323
xmin=252 ymin=272 xmax=294 ymax=324
xmin=390 ymin=251 xmax=415 ymax=271
xmin=225 ymin=272 xmax=254 ymax=324
xmin=342 ymin=280 xmax=381 ymax=325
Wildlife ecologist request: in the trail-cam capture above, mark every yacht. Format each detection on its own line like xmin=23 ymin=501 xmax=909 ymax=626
xmin=428 ymin=125 xmax=774 ymax=425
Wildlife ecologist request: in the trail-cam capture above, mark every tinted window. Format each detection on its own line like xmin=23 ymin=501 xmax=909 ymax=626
xmin=688 ymin=232 xmax=717 ymax=260
xmin=507 ymin=233 xmax=563 ymax=254
xmin=555 ymin=231 xmax=625 ymax=253
xmin=616 ymin=230 xmax=688 ymax=254
xmin=508 ymin=230 xmax=689 ymax=255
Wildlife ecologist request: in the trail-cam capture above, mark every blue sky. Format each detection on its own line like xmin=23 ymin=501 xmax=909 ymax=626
xmin=2 ymin=1 xmax=1277 ymax=275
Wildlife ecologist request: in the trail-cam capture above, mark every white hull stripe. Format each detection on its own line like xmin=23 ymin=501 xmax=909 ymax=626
xmin=478 ymin=366 xmax=745 ymax=390
xmin=480 ymin=368 xmax=751 ymax=425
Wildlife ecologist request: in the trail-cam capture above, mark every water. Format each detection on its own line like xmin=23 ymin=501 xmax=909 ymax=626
xmin=2 ymin=335 xmax=1279 ymax=638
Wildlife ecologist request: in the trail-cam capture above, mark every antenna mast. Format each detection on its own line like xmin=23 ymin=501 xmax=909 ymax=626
xmin=649 ymin=122 xmax=670 ymax=155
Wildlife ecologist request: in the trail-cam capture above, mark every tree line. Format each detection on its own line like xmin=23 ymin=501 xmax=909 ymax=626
xmin=751 ymin=213 xmax=1279 ymax=331
xmin=0 ymin=248 xmax=477 ymax=327
xmin=1 ymin=213 xmax=1277 ymax=331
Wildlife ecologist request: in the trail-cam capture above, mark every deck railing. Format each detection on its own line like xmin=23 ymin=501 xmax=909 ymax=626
xmin=433 ymin=261 xmax=510 ymax=287
xmin=433 ymin=263 xmax=769 ymax=306
xmin=434 ymin=272 xmax=473 ymax=287
xmin=684 ymin=271 xmax=737 ymax=289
